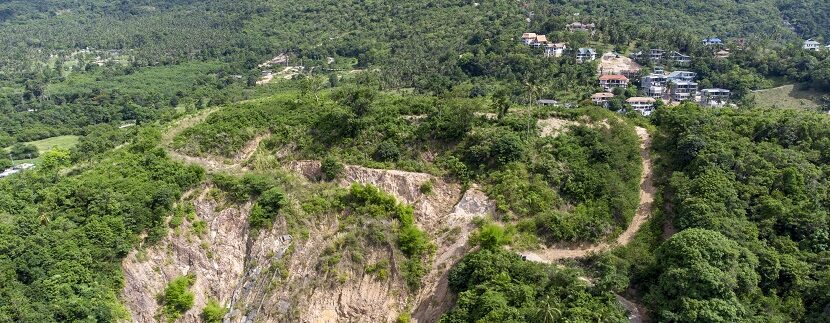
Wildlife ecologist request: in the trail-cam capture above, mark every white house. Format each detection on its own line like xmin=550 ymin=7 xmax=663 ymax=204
xmin=544 ymin=43 xmax=567 ymax=57
xmin=667 ymin=71 xmax=697 ymax=82
xmin=576 ymin=48 xmax=597 ymax=62
xmin=668 ymin=51 xmax=691 ymax=65
xmin=649 ymin=49 xmax=665 ymax=61
xmin=591 ymin=92 xmax=614 ymax=107
xmin=642 ymin=73 xmax=668 ymax=99
xmin=700 ymin=88 xmax=731 ymax=107
xmin=804 ymin=39 xmax=821 ymax=51
xmin=670 ymin=80 xmax=698 ymax=102
xmin=599 ymin=74 xmax=629 ymax=91
xmin=567 ymin=22 xmax=596 ymax=33
xmin=521 ymin=33 xmax=538 ymax=45
xmin=532 ymin=35 xmax=549 ymax=48
xmin=703 ymin=37 xmax=723 ymax=46
xmin=626 ymin=97 xmax=657 ymax=116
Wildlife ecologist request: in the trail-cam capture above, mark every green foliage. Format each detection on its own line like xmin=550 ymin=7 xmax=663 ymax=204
xmin=8 ymin=143 xmax=38 ymax=160
xmin=647 ymin=229 xmax=759 ymax=322
xmin=201 ymin=298 xmax=228 ymax=323
xmin=442 ymin=249 xmax=627 ymax=322
xmin=650 ymin=105 xmax=830 ymax=321
xmin=159 ymin=274 xmax=196 ymax=322
xmin=321 ymin=156 xmax=344 ymax=181
xmin=339 ymin=184 xmax=433 ymax=290
xmin=249 ymin=187 xmax=286 ymax=230
xmin=470 ymin=223 xmax=512 ymax=250
xmin=0 ymin=129 xmax=204 ymax=321
xmin=0 ymin=157 xmax=11 ymax=169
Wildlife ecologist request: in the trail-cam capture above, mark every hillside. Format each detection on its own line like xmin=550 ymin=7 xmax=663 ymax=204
xmin=1 ymin=1 xmax=830 ymax=322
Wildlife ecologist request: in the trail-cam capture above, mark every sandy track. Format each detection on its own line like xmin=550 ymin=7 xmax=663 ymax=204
xmin=520 ymin=127 xmax=655 ymax=263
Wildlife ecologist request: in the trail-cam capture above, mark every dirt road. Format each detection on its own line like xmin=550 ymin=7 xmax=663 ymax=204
xmin=520 ymin=126 xmax=655 ymax=263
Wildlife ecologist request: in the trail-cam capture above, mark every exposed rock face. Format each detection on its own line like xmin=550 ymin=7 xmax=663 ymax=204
xmin=122 ymin=163 xmax=495 ymax=323
xmin=121 ymin=187 xmax=291 ymax=323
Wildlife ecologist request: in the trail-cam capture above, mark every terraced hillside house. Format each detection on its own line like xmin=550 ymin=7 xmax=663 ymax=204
xmin=700 ymin=88 xmax=731 ymax=106
xmin=626 ymin=97 xmax=656 ymax=116
xmin=670 ymin=80 xmax=699 ymax=102
xmin=577 ymin=48 xmax=597 ymax=62
xmin=703 ymin=37 xmax=723 ymax=46
xmin=567 ymin=22 xmax=596 ymax=34
xmin=804 ymin=39 xmax=821 ymax=51
xmin=521 ymin=33 xmax=537 ymax=45
xmin=642 ymin=73 xmax=668 ymax=98
xmin=545 ymin=43 xmax=567 ymax=57
xmin=591 ymin=92 xmax=614 ymax=107
xmin=599 ymin=74 xmax=629 ymax=91
xmin=668 ymin=51 xmax=691 ymax=65
xmin=714 ymin=49 xmax=731 ymax=59
xmin=649 ymin=49 xmax=665 ymax=61
xmin=667 ymin=71 xmax=697 ymax=82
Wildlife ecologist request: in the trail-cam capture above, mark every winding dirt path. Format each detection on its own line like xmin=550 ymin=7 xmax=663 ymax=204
xmin=162 ymin=108 xmax=268 ymax=173
xmin=520 ymin=126 xmax=655 ymax=263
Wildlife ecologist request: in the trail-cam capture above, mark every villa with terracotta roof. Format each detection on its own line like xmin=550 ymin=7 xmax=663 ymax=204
xmin=599 ymin=74 xmax=629 ymax=91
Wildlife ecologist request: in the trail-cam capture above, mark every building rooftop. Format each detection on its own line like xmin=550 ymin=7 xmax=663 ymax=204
xmin=599 ymin=74 xmax=629 ymax=81
xmin=627 ymin=97 xmax=656 ymax=103
xmin=592 ymin=92 xmax=615 ymax=99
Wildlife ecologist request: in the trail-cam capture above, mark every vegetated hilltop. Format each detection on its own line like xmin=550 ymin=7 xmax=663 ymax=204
xmin=1 ymin=0 xmax=830 ymax=322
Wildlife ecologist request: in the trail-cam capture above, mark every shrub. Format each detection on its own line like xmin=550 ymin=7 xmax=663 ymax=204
xmin=159 ymin=274 xmax=196 ymax=322
xmin=321 ymin=156 xmax=344 ymax=181
xmin=9 ymin=143 xmax=39 ymax=160
xmin=201 ymin=299 xmax=228 ymax=323
xmin=249 ymin=187 xmax=285 ymax=230
xmin=0 ymin=158 xmax=11 ymax=170
xmin=419 ymin=181 xmax=434 ymax=195
xmin=374 ymin=140 xmax=401 ymax=162
xmin=471 ymin=223 xmax=511 ymax=250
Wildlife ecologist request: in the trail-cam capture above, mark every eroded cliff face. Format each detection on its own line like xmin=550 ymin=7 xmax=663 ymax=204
xmin=121 ymin=163 xmax=493 ymax=323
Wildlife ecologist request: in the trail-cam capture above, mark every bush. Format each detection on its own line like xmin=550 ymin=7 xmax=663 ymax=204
xmin=201 ymin=299 xmax=228 ymax=323
xmin=374 ymin=140 xmax=401 ymax=162
xmin=419 ymin=181 xmax=433 ymax=195
xmin=471 ymin=223 xmax=511 ymax=250
xmin=0 ymin=158 xmax=11 ymax=170
xmin=159 ymin=274 xmax=196 ymax=322
xmin=321 ymin=156 xmax=344 ymax=181
xmin=9 ymin=143 xmax=39 ymax=160
xmin=249 ymin=187 xmax=285 ymax=230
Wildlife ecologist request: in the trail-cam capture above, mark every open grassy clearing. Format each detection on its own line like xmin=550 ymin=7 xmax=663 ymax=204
xmin=751 ymin=84 xmax=824 ymax=110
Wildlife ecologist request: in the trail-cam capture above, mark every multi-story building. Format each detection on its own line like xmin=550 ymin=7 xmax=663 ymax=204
xmin=591 ymin=92 xmax=614 ymax=107
xmin=671 ymin=80 xmax=698 ymax=102
xmin=641 ymin=73 xmax=668 ymax=98
xmin=544 ymin=43 xmax=567 ymax=57
xmin=626 ymin=97 xmax=657 ymax=116
xmin=576 ymin=48 xmax=597 ymax=62
xmin=700 ymin=88 xmax=731 ymax=107
xmin=599 ymin=74 xmax=629 ymax=91
xmin=804 ymin=39 xmax=821 ymax=51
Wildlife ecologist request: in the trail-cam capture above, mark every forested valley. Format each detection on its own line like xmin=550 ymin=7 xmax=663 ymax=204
xmin=0 ymin=0 xmax=829 ymax=322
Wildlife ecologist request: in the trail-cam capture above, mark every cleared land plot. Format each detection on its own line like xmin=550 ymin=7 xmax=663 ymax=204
xmin=3 ymin=135 xmax=80 ymax=164
xmin=751 ymin=84 xmax=824 ymax=110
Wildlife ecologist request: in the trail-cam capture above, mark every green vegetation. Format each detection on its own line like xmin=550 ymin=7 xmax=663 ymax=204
xmin=159 ymin=274 xmax=196 ymax=322
xmin=1 ymin=0 xmax=830 ymax=321
xmin=0 ymin=128 xmax=204 ymax=321
xmin=751 ymin=84 xmax=826 ymax=110
xmin=342 ymin=184 xmax=433 ymax=289
xmin=633 ymin=105 xmax=830 ymax=321
xmin=441 ymin=249 xmax=626 ymax=322
xmin=201 ymin=298 xmax=228 ymax=323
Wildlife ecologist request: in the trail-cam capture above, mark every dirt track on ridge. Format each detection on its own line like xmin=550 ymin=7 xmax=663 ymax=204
xmin=520 ymin=126 xmax=655 ymax=263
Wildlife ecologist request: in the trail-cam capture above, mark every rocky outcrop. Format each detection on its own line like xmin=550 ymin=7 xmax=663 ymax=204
xmin=122 ymin=163 xmax=496 ymax=323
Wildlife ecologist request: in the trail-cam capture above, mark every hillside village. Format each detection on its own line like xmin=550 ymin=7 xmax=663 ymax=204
xmin=518 ymin=23 xmax=830 ymax=117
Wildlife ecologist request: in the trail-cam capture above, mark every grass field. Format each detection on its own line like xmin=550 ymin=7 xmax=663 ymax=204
xmin=3 ymin=135 xmax=80 ymax=165
xmin=751 ymin=84 xmax=824 ymax=110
